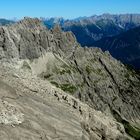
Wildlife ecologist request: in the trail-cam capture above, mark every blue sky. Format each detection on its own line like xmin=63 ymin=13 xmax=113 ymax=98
xmin=0 ymin=0 xmax=140 ymax=19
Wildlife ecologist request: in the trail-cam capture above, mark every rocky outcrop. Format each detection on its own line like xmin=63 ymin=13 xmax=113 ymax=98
xmin=40 ymin=47 xmax=140 ymax=123
xmin=0 ymin=17 xmax=78 ymax=59
xmin=0 ymin=18 xmax=140 ymax=139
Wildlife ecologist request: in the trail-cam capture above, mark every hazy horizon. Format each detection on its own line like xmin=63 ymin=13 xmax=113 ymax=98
xmin=0 ymin=0 xmax=140 ymax=19
xmin=1 ymin=13 xmax=140 ymax=21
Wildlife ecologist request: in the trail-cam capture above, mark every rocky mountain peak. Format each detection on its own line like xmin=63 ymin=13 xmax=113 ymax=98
xmin=17 ymin=17 xmax=45 ymax=29
xmin=0 ymin=18 xmax=77 ymax=59
xmin=9 ymin=17 xmax=47 ymax=33
xmin=52 ymin=24 xmax=62 ymax=33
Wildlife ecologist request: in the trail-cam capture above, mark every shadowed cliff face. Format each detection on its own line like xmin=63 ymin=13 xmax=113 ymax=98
xmin=94 ymin=26 xmax=140 ymax=69
xmin=0 ymin=18 xmax=140 ymax=140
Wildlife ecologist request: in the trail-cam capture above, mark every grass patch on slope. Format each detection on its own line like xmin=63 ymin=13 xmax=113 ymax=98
xmin=50 ymin=81 xmax=77 ymax=94
xmin=111 ymin=108 xmax=140 ymax=140
xmin=122 ymin=120 xmax=140 ymax=140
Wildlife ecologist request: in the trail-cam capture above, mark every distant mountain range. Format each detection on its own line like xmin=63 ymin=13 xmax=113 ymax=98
xmin=0 ymin=19 xmax=15 ymax=26
xmin=43 ymin=14 xmax=140 ymax=45
xmin=42 ymin=14 xmax=140 ymax=69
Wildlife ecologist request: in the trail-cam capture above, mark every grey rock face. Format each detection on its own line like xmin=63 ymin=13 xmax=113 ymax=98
xmin=0 ymin=18 xmax=140 ymax=139
xmin=40 ymin=47 xmax=140 ymax=122
xmin=0 ymin=17 xmax=78 ymax=59
xmin=0 ymin=61 xmax=133 ymax=140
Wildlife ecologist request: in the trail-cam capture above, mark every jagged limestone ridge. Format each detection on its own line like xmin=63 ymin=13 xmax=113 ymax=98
xmin=0 ymin=18 xmax=140 ymax=139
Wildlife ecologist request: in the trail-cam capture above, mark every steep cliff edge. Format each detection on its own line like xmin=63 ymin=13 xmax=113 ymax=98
xmin=0 ymin=18 xmax=140 ymax=139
